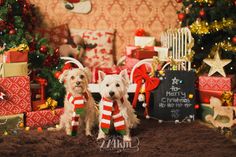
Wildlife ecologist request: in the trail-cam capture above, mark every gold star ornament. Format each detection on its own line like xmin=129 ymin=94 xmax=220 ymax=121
xmin=203 ymin=49 xmax=231 ymax=77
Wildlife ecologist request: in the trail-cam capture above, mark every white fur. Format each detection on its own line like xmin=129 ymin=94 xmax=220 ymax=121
xmin=48 ymin=68 xmax=97 ymax=136
xmin=97 ymin=70 xmax=139 ymax=141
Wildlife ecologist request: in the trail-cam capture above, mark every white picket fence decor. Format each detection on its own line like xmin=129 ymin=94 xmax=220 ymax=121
xmin=160 ymin=27 xmax=194 ymax=71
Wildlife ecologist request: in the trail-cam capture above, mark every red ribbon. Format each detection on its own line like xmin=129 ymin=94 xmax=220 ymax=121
xmin=132 ymin=65 xmax=160 ymax=116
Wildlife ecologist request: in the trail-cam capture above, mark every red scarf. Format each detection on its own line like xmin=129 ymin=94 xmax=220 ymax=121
xmin=100 ymin=97 xmax=126 ymax=135
xmin=67 ymin=93 xmax=87 ymax=136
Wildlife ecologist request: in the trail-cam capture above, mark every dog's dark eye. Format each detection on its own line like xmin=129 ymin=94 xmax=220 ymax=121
xmin=116 ymin=83 xmax=120 ymax=87
xmin=106 ymin=84 xmax=109 ymax=87
xmin=80 ymin=75 xmax=84 ymax=79
xmin=71 ymin=76 xmax=75 ymax=80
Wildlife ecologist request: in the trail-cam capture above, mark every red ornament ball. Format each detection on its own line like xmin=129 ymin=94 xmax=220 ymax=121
xmin=54 ymin=71 xmax=62 ymax=79
xmin=178 ymin=13 xmax=186 ymax=21
xmin=9 ymin=29 xmax=16 ymax=35
xmin=135 ymin=29 xmax=145 ymax=36
xmin=199 ymin=9 xmax=205 ymax=17
xmin=232 ymin=36 xmax=236 ymax=44
xmin=39 ymin=45 xmax=48 ymax=54
xmin=176 ymin=0 xmax=182 ymax=3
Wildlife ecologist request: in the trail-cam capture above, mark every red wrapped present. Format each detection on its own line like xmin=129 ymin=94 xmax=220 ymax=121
xmin=25 ymin=108 xmax=64 ymax=127
xmin=126 ymin=46 xmax=157 ymax=59
xmin=198 ymin=75 xmax=236 ymax=91
xmin=0 ymin=76 xmax=31 ymax=116
xmin=198 ymin=89 xmax=234 ymax=106
xmin=93 ymin=66 xmax=131 ymax=83
xmin=131 ymin=46 xmax=157 ymax=60
xmin=198 ymin=89 xmax=223 ymax=104
xmin=4 ymin=51 xmax=28 ymax=63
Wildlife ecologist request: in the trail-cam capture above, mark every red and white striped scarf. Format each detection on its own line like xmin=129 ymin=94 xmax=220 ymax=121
xmin=100 ymin=97 xmax=126 ymax=135
xmin=67 ymin=93 xmax=87 ymax=136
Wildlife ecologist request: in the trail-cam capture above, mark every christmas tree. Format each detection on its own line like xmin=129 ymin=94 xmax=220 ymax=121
xmin=176 ymin=0 xmax=236 ymax=74
xmin=0 ymin=0 xmax=65 ymax=103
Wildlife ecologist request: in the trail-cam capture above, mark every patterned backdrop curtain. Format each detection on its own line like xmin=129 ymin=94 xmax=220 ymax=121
xmin=29 ymin=0 xmax=181 ymax=60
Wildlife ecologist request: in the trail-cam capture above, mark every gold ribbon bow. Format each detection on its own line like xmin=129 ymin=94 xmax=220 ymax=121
xmin=221 ymin=91 xmax=233 ymax=106
xmin=9 ymin=44 xmax=29 ymax=52
xmin=38 ymin=97 xmax=58 ymax=114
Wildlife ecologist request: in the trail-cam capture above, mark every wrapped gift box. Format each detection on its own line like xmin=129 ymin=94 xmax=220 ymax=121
xmin=0 ymin=113 xmax=24 ymax=132
xmin=126 ymin=46 xmax=157 ymax=59
xmin=0 ymin=76 xmax=31 ymax=116
xmin=198 ymin=75 xmax=236 ymax=91
xmin=32 ymin=99 xmax=46 ymax=111
xmin=198 ymin=89 xmax=224 ymax=104
xmin=3 ymin=51 xmax=28 ymax=63
xmin=132 ymin=47 xmax=157 ymax=60
xmin=93 ymin=66 xmax=131 ymax=83
xmin=134 ymin=36 xmax=156 ymax=47
xmin=0 ymin=62 xmax=28 ymax=77
xmin=31 ymin=77 xmax=47 ymax=101
xmin=26 ymin=108 xmax=64 ymax=127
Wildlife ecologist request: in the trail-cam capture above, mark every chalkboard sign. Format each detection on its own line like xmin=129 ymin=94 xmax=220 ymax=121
xmin=149 ymin=70 xmax=196 ymax=121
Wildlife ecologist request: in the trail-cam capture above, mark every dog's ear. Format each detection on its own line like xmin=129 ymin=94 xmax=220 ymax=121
xmin=59 ymin=70 xmax=69 ymax=83
xmin=82 ymin=67 xmax=92 ymax=82
xmin=98 ymin=70 xmax=106 ymax=82
xmin=119 ymin=69 xmax=129 ymax=82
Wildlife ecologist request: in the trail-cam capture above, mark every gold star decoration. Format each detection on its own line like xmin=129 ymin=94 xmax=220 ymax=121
xmin=203 ymin=48 xmax=231 ymax=77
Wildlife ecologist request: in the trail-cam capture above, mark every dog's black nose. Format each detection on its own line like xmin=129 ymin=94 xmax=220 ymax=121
xmin=109 ymin=91 xmax=115 ymax=97
xmin=76 ymin=81 xmax=81 ymax=85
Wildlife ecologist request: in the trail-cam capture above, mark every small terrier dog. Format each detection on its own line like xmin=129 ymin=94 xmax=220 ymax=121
xmin=97 ymin=69 xmax=139 ymax=141
xmin=49 ymin=67 xmax=96 ymax=136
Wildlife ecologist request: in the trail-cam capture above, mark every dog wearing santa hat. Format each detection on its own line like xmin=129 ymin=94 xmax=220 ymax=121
xmin=48 ymin=67 xmax=97 ymax=136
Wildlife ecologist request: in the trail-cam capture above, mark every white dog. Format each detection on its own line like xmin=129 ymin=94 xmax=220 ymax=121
xmin=97 ymin=69 xmax=139 ymax=141
xmin=49 ymin=68 xmax=97 ymax=136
